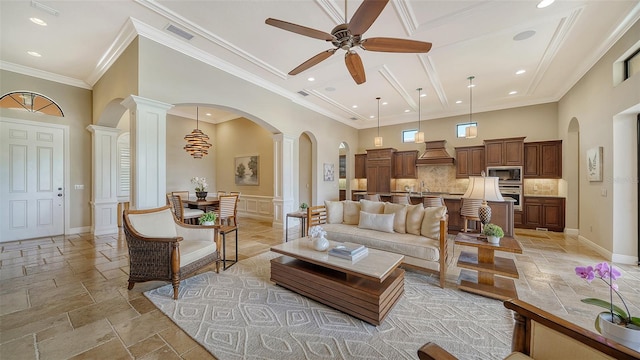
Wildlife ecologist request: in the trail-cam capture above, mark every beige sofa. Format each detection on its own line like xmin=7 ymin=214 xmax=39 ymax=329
xmin=307 ymin=199 xmax=450 ymax=288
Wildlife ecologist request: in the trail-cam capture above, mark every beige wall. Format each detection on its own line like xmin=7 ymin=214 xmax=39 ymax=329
xmin=215 ymin=117 xmax=274 ymax=196
xmin=0 ymin=70 xmax=93 ymax=231
xmin=166 ymin=114 xmax=217 ymax=195
xmin=299 ymin=133 xmax=312 ymax=206
xmin=558 ymin=19 xmax=640 ymax=261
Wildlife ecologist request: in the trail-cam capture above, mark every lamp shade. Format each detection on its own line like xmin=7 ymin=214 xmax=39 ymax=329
xmin=462 ymin=176 xmax=504 ymax=201
xmin=374 ymin=136 xmax=383 ymax=147
xmin=465 ymin=125 xmax=477 ymax=139
xmin=414 ymin=131 xmax=425 ymax=143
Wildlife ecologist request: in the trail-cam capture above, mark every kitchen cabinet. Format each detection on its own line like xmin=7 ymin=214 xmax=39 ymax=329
xmin=522 ymin=196 xmax=565 ymax=232
xmin=393 ymin=150 xmax=418 ymax=178
xmin=354 ymin=154 xmax=367 ymax=178
xmin=339 ymin=155 xmax=346 ymax=178
xmin=484 ymin=137 xmax=525 ymax=167
xmin=455 ymin=146 xmax=485 ymax=178
xmin=524 ymin=140 xmax=562 ymax=178
xmin=366 ymin=148 xmax=395 ymax=194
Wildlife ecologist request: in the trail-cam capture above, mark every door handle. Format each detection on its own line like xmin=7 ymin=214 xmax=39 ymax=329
xmin=58 ymin=193 xmax=63 ymax=197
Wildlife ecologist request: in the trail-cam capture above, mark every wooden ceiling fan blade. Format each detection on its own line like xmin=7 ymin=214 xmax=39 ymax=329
xmin=345 ymin=51 xmax=366 ymax=85
xmin=361 ymin=37 xmax=432 ymax=53
xmin=348 ymin=0 xmax=389 ymax=36
xmin=289 ymin=49 xmax=337 ymax=75
xmin=266 ymin=18 xmax=335 ymax=41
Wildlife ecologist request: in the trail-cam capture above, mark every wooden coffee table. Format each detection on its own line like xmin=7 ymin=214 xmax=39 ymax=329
xmin=454 ymin=232 xmax=523 ymax=300
xmin=270 ymin=238 xmax=405 ymax=325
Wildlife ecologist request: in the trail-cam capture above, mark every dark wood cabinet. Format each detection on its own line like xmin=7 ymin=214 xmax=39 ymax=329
xmin=366 ymin=148 xmax=395 ymax=194
xmin=522 ymin=196 xmax=565 ymax=232
xmin=393 ymin=150 xmax=418 ymax=178
xmin=524 ymin=140 xmax=562 ymax=178
xmin=354 ymin=154 xmax=367 ymax=178
xmin=484 ymin=137 xmax=525 ymax=167
xmin=514 ymin=210 xmax=523 ymax=227
xmin=443 ymin=198 xmax=464 ymax=232
xmin=455 ymin=146 xmax=485 ymax=178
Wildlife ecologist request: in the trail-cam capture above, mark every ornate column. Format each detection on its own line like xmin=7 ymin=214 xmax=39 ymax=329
xmin=120 ymin=96 xmax=173 ymax=209
xmin=273 ymin=133 xmax=296 ymax=228
xmin=86 ymin=125 xmax=119 ymax=235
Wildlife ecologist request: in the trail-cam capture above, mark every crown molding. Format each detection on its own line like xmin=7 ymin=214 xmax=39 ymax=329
xmin=0 ymin=61 xmax=91 ymax=90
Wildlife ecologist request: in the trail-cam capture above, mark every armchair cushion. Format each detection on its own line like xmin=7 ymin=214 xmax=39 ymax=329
xmin=180 ymin=240 xmax=217 ymax=267
xmin=127 ymin=208 xmax=178 ymax=238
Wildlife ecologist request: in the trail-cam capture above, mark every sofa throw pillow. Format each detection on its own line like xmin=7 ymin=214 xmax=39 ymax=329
xmin=384 ymin=202 xmax=408 ymax=234
xmin=343 ymin=200 xmax=361 ymax=225
xmin=325 ymin=200 xmax=344 ymax=224
xmin=421 ymin=206 xmax=447 ymax=240
xmin=360 ymin=199 xmax=385 ymax=214
xmin=406 ymin=204 xmax=425 ymax=236
xmin=358 ymin=211 xmax=395 ymax=233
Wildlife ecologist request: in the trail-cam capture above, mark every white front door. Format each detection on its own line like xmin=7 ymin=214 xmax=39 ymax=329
xmin=0 ymin=120 xmax=65 ymax=242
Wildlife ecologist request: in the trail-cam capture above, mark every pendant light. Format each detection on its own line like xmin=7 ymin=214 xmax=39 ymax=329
xmin=184 ymin=107 xmax=212 ymax=159
xmin=415 ymin=87 xmax=425 ymax=143
xmin=465 ymin=76 xmax=478 ymax=139
xmin=374 ymin=97 xmax=383 ymax=147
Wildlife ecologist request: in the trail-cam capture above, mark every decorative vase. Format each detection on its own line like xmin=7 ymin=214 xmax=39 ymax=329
xmin=196 ymin=191 xmax=208 ymax=200
xmin=599 ymin=313 xmax=640 ymax=351
xmin=202 ymin=221 xmax=215 ymax=226
xmin=311 ymin=236 xmax=329 ymax=251
xmin=487 ymin=236 xmax=501 ymax=244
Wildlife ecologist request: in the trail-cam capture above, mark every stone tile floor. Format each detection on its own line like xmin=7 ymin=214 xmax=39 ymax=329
xmin=1 ymin=219 xmax=638 ymax=359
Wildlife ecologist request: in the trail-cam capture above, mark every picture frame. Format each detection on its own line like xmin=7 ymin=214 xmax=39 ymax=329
xmin=235 ymin=155 xmax=259 ymax=185
xmin=586 ymin=146 xmax=603 ymax=182
xmin=323 ymin=163 xmax=335 ymax=181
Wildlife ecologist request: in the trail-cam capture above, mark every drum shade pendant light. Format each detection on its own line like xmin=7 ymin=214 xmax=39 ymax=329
xmin=374 ymin=97 xmax=383 ymax=147
xmin=465 ymin=76 xmax=478 ymax=139
xmin=184 ymin=107 xmax=212 ymax=159
xmin=415 ymin=88 xmax=425 ymax=143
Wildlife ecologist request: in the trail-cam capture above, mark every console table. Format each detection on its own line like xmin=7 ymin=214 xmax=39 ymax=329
xmin=454 ymin=232 xmax=523 ymax=300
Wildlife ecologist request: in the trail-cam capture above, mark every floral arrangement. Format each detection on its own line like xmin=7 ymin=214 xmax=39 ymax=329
xmin=308 ymin=225 xmax=326 ymax=239
xmin=575 ymin=262 xmax=640 ymax=331
xmin=191 ymin=177 xmax=208 ymax=192
xmin=482 ymin=223 xmax=504 ymax=238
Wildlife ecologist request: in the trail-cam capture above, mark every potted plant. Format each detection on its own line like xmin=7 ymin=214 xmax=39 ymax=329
xmin=482 ymin=223 xmax=504 ymax=244
xmin=300 ymin=202 xmax=309 ymax=212
xmin=575 ymin=262 xmax=640 ymax=350
xmin=198 ymin=211 xmax=217 ymax=226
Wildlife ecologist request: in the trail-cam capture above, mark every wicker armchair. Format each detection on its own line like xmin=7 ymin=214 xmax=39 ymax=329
xmin=123 ymin=205 xmax=220 ymax=299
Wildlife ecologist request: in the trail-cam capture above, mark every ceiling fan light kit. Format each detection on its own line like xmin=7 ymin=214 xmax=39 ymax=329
xmin=184 ymin=107 xmax=212 ymax=159
xmin=265 ymin=0 xmax=432 ymax=85
xmin=465 ymin=76 xmax=478 ymax=139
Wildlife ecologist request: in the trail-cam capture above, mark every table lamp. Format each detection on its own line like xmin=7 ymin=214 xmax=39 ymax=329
xmin=462 ymin=172 xmax=504 ymax=226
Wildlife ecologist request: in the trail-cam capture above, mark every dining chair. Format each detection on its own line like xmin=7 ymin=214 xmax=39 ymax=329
xmin=167 ymin=194 xmax=203 ymax=225
xmin=423 ymin=196 xmax=444 ymax=208
xmin=217 ymin=191 xmax=227 ymax=197
xmin=364 ymin=194 xmax=381 ymax=201
xmin=217 ymin=194 xmax=239 ymax=270
xmin=392 ymin=194 xmax=410 ymax=204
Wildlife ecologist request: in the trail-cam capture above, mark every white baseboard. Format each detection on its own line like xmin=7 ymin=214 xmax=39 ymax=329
xmin=68 ymin=226 xmax=91 ymax=235
xmin=612 ymin=253 xmax=639 ymax=265
xmin=564 ymin=228 xmax=579 ymax=236
xmin=578 ymin=235 xmax=612 ymax=260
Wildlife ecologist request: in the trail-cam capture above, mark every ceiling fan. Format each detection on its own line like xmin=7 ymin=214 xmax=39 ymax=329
xmin=265 ymin=0 xmax=432 ymax=85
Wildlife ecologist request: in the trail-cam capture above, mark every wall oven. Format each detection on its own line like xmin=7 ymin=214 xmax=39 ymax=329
xmin=499 ymin=184 xmax=522 ymax=211
xmin=487 ymin=166 xmax=523 ymax=185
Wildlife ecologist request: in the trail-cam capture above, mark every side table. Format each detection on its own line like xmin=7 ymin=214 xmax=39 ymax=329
xmin=454 ymin=232 xmax=523 ymax=300
xmin=285 ymin=211 xmax=307 ymax=242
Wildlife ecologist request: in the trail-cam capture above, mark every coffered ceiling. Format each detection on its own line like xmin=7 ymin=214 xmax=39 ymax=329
xmin=1 ymin=0 xmax=638 ymax=129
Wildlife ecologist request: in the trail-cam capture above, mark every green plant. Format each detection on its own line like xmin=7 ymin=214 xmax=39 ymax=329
xmin=198 ymin=211 xmax=217 ymax=225
xmin=482 ymin=223 xmax=504 ymax=237
xmin=300 ymin=202 xmax=309 ymax=210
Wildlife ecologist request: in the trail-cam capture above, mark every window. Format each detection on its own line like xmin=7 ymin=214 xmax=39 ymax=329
xmin=624 ymin=48 xmax=640 ymax=80
xmin=456 ymin=122 xmax=477 ymax=138
xmin=403 ymin=129 xmax=418 ymax=143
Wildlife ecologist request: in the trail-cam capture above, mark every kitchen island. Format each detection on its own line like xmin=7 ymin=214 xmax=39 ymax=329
xmin=352 ymin=191 xmax=515 ymax=237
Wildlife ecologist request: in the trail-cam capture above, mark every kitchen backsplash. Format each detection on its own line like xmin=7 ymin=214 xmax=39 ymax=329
xmin=523 ymin=179 xmax=560 ymax=196
xmin=396 ymin=166 xmax=469 ymax=194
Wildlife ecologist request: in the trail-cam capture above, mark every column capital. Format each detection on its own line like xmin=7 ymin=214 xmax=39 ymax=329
xmin=86 ymin=124 xmax=121 ymax=134
xmin=121 ymin=95 xmax=173 ymax=111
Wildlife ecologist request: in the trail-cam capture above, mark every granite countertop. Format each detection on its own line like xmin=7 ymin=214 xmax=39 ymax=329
xmin=523 ymin=194 xmax=566 ymax=198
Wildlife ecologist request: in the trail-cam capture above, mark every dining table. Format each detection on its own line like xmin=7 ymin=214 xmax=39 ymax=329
xmin=183 ymin=197 xmax=220 ymax=211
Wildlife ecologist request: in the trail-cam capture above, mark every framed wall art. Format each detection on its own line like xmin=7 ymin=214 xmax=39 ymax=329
xmin=586 ymin=146 xmax=603 ymax=182
xmin=323 ymin=163 xmax=335 ymax=181
xmin=235 ymin=155 xmax=259 ymax=185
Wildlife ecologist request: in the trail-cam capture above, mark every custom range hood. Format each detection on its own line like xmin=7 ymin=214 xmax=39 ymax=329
xmin=416 ymin=140 xmax=455 ymax=165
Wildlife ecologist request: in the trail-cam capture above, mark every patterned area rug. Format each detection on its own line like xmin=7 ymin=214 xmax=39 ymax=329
xmin=145 ymin=252 xmax=514 ymax=359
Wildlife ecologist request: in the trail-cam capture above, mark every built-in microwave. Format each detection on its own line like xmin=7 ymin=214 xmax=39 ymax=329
xmin=486 ymin=166 xmax=522 ymax=184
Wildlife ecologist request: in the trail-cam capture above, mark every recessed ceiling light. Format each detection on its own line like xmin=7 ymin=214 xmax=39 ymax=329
xmin=509 ymin=91 xmax=518 ymax=95
xmin=382 ymin=102 xmax=388 ymax=105
xmin=307 ymin=77 xmax=315 ymax=81
xmin=513 ymin=30 xmax=536 ymax=41
xmin=352 ymin=105 xmax=358 ymax=108
xmin=369 ymin=115 xmax=375 ymax=119
xmin=27 ymin=51 xmax=42 ymax=57
xmin=404 ymin=109 xmax=410 ymax=113
xmin=205 ymin=113 xmax=212 ymax=116
xmin=456 ymin=100 xmax=463 ymax=104
xmin=29 ymin=17 xmax=47 ymax=26
xmin=537 ymin=0 xmax=555 ymax=9
xmin=516 ymin=69 xmax=526 ymax=75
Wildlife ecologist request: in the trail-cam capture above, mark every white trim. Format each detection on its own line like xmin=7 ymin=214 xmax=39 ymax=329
xmin=0 ymin=117 xmax=71 ymax=237
xmin=612 ymin=253 xmax=639 ymax=265
xmin=236 ymin=195 xmax=273 ymax=223
xmin=578 ymin=235 xmax=612 ymax=260
xmin=564 ymin=228 xmax=579 ymax=236
xmin=68 ymin=226 xmax=91 ymax=235
xmin=0 ymin=61 xmax=91 ymax=89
